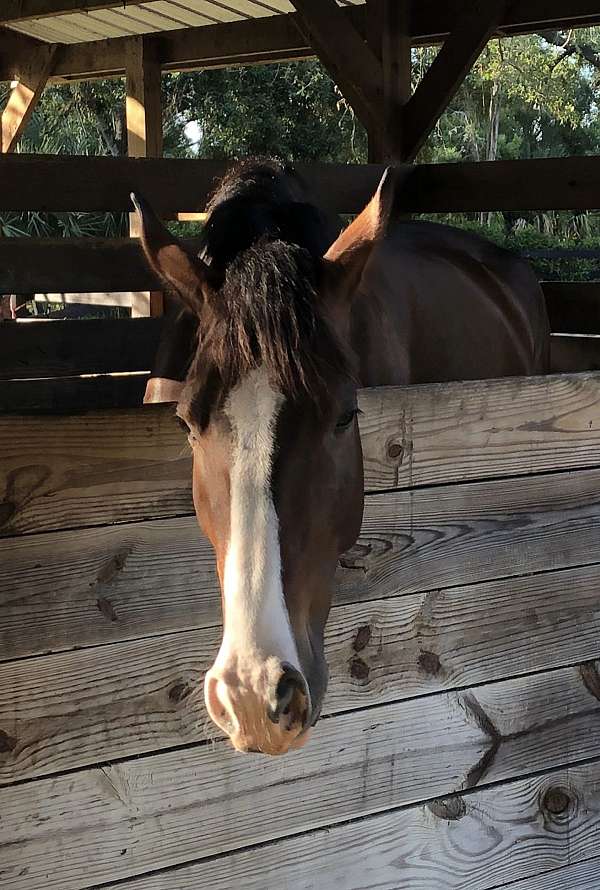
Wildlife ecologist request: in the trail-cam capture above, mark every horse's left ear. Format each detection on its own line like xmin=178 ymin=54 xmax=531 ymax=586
xmin=322 ymin=166 xmax=404 ymax=300
xmin=131 ymin=192 xmax=215 ymax=315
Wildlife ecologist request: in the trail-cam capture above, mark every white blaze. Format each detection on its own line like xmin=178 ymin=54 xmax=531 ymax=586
xmin=215 ymin=368 xmax=300 ymax=670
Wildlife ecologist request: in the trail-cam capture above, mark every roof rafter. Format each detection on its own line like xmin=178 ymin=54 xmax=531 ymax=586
xmin=0 ymin=1 xmax=149 ymax=24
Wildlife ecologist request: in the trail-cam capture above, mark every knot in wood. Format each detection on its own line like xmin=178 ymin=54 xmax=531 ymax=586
xmin=0 ymin=729 xmax=17 ymax=753
xmin=542 ymin=786 xmax=575 ymax=821
xmin=387 ymin=440 xmax=404 ymax=462
xmin=353 ymin=625 xmax=372 ymax=652
xmin=427 ymin=796 xmax=466 ymax=822
xmin=418 ymin=649 xmax=442 ymax=677
xmin=168 ymin=681 xmax=193 ymax=704
xmin=349 ymin=656 xmax=370 ymax=681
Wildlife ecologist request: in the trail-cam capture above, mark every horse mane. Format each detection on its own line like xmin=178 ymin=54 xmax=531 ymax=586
xmin=189 ymin=159 xmax=351 ymax=427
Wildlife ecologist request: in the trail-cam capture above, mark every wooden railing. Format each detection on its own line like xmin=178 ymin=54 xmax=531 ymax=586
xmin=3 ymin=153 xmax=600 ymax=406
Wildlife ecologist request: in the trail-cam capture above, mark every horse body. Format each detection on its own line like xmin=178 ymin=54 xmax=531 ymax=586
xmin=352 ymin=220 xmax=549 ymax=387
xmin=136 ymin=160 xmax=550 ymax=756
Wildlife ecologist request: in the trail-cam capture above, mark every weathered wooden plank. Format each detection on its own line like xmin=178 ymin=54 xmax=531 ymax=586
xmin=5 ymin=465 xmax=600 ymax=659
xmin=0 ymin=318 xmax=162 ymax=379
xmin=0 ymin=404 xmax=192 ymax=538
xmin=6 ymin=373 xmax=600 ymax=535
xmin=1 ymin=675 xmax=599 ymax=890
xmin=3 ymin=563 xmax=600 ymax=781
xmin=359 ymin=372 xmax=600 ymax=491
xmin=501 ymin=858 xmax=600 ymax=890
xmin=0 ymin=374 xmax=148 ymax=413
xmin=4 ymin=154 xmax=600 ymax=214
xmin=97 ymin=762 xmax=600 ymax=890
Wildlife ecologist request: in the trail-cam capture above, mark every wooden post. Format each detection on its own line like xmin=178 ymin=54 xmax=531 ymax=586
xmin=382 ymin=0 xmax=411 ymax=162
xmin=366 ymin=0 xmax=411 ymax=163
xmin=1 ymin=46 xmax=57 ymax=153
xmin=366 ymin=0 xmax=384 ymax=163
xmin=125 ymin=36 xmax=163 ymax=316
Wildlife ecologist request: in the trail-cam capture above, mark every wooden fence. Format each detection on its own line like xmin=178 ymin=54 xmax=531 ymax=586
xmin=3 ymin=154 xmax=600 ymax=382
xmin=3 ymin=371 xmax=600 ymax=888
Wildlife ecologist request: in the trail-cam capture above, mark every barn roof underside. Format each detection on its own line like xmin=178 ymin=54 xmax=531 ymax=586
xmin=4 ymin=0 xmax=363 ymax=44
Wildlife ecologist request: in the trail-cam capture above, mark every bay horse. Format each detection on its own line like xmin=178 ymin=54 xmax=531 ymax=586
xmin=133 ymin=159 xmax=549 ymax=756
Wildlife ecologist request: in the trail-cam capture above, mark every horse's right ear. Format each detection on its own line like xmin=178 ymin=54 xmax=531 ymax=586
xmin=131 ymin=192 xmax=213 ymax=315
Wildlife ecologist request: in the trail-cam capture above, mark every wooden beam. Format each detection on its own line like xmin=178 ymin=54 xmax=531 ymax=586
xmin=381 ymin=0 xmax=411 ymax=161
xmin=290 ymin=0 xmax=384 ymax=134
xmin=5 ymin=155 xmax=600 ymax=215
xmin=1 ymin=44 xmax=56 ymax=152
xmin=0 ymin=1 xmax=147 ymax=22
xmin=0 ymin=374 xmax=148 ymax=413
xmin=366 ymin=0 xmax=384 ymax=162
xmin=4 ymin=3 xmax=600 ymax=83
xmin=125 ymin=35 xmax=164 ymax=316
xmin=0 ymin=317 xmax=162 ymax=379
xmin=402 ymin=0 xmax=507 ymax=161
xmin=0 ymin=236 xmax=163 ymax=293
xmin=125 ymin=36 xmax=162 ymax=160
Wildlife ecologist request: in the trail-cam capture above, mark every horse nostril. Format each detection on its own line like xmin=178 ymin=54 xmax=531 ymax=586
xmin=267 ymin=665 xmax=308 ymax=725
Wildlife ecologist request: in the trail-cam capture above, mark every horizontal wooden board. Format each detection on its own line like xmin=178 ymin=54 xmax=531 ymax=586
xmin=0 ymin=404 xmax=193 ymax=537
xmin=0 ymin=237 xmax=159 ymax=295
xmin=6 ymin=372 xmax=600 ymax=536
xmin=105 ymin=761 xmax=600 ymax=890
xmin=544 ymin=281 xmax=600 ymax=334
xmin=550 ymin=335 xmax=600 ymax=374
xmin=360 ymin=371 xmax=600 ymax=491
xmin=504 ymin=858 xmax=600 ymax=890
xmin=0 ymin=373 xmax=148 ymax=413
xmin=3 ymin=562 xmax=600 ymax=782
xmin=4 ymin=155 xmax=600 ymax=214
xmin=0 ymin=242 xmax=593 ymax=333
xmin=5 ymin=464 xmax=600 ymax=660
xmin=1 ymin=673 xmax=599 ymax=890
xmin=0 ymin=318 xmax=161 ymax=379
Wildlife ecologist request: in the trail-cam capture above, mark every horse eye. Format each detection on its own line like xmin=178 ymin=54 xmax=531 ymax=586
xmin=335 ymin=409 xmax=358 ymax=431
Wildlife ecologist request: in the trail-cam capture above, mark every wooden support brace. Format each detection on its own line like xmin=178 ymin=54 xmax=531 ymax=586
xmin=126 ymin=35 xmax=164 ymax=316
xmin=1 ymin=45 xmax=57 ymax=153
xmin=290 ymin=0 xmax=385 ymax=139
xmin=402 ymin=0 xmax=508 ymax=161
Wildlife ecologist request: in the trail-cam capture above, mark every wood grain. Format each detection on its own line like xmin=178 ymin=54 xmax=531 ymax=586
xmin=0 ymin=405 xmax=192 ymax=538
xmin=5 ymin=464 xmax=600 ymax=660
xmin=500 ymin=857 xmax=600 ymax=889
xmin=3 ymin=563 xmax=600 ymax=782
xmin=359 ymin=371 xmax=600 ymax=492
xmin=6 ymin=372 xmax=600 ymax=536
xmin=103 ymin=762 xmax=600 ymax=890
xmin=1 ymin=674 xmax=599 ymax=890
